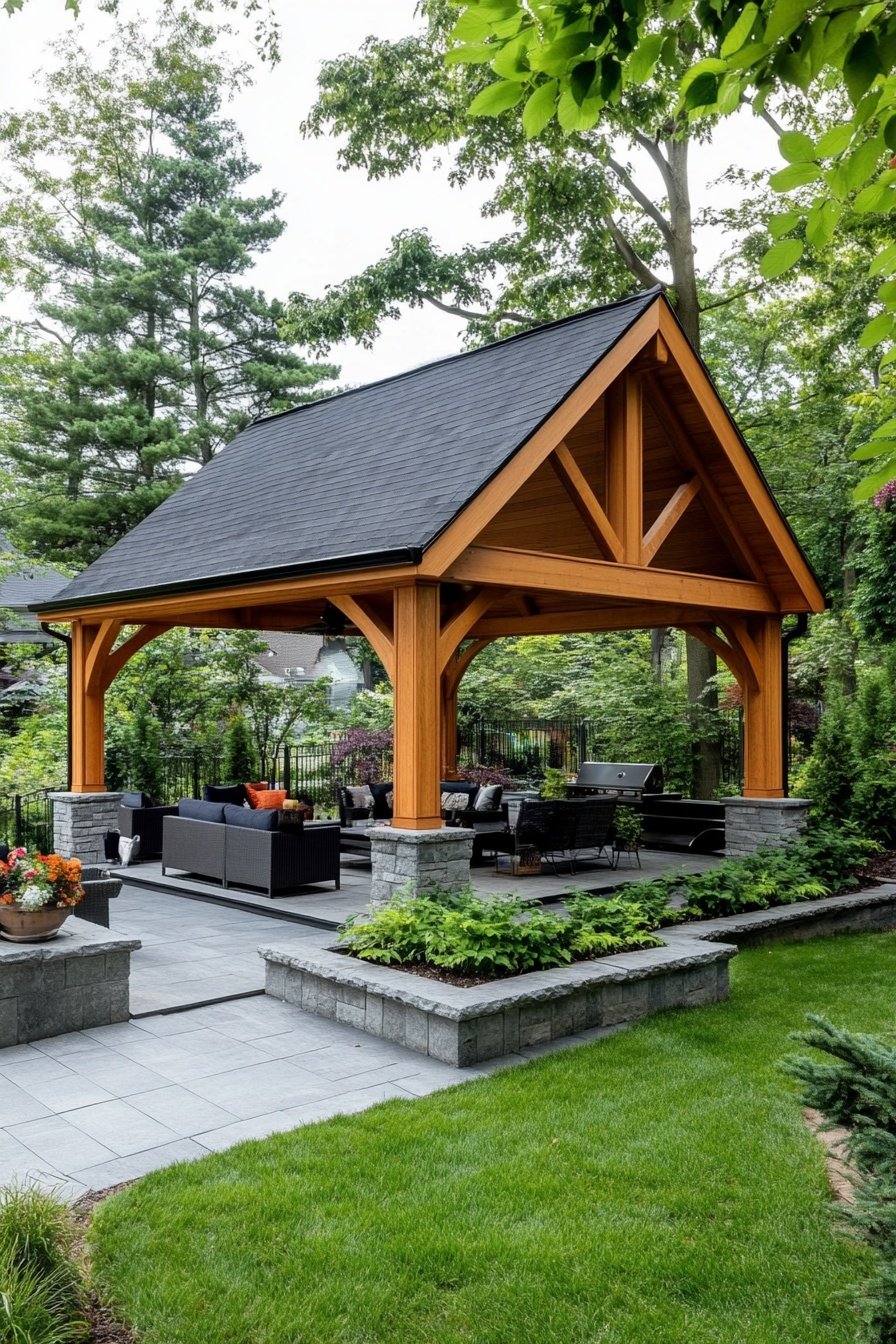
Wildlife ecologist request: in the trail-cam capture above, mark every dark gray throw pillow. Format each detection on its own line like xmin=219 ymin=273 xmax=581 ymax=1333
xmin=178 ymin=798 xmax=225 ymax=823
xmin=121 ymin=791 xmax=148 ymax=809
xmin=223 ymin=803 xmax=278 ymax=831
xmin=203 ymin=783 xmax=247 ymax=806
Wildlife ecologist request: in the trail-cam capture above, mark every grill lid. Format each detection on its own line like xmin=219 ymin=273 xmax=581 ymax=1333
xmin=573 ymin=762 xmax=664 ymax=792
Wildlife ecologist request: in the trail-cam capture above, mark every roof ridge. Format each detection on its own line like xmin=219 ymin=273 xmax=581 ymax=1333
xmin=250 ymin=287 xmax=664 ymax=430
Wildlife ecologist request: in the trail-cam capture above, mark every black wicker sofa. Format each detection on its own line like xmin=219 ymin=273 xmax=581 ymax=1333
xmin=162 ymin=799 xmax=340 ymax=898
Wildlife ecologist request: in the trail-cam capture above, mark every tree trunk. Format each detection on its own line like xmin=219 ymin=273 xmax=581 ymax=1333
xmin=663 ymin=132 xmax=722 ymax=796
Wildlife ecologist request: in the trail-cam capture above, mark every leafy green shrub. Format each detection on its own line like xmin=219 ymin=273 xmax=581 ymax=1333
xmin=612 ymin=827 xmax=872 ymax=922
xmin=222 ymin=714 xmax=257 ymax=785
xmin=539 ymin=767 xmax=569 ymax=800
xmin=783 ymin=1016 xmax=896 ymax=1343
xmin=0 ymin=1184 xmax=87 ymax=1341
xmin=340 ymin=886 xmax=662 ymax=978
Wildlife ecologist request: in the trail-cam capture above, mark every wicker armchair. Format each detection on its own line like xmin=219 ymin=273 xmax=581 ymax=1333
xmin=76 ymin=866 xmax=123 ymax=928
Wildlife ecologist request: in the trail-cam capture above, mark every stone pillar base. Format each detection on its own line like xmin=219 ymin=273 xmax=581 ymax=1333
xmin=50 ymin=792 xmax=122 ymax=865
xmin=722 ymin=796 xmax=811 ymax=857
xmin=369 ymin=827 xmax=474 ymax=901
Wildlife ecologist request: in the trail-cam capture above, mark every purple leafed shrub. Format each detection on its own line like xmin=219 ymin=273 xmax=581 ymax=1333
xmin=457 ymin=765 xmax=515 ymax=787
xmin=873 ymin=479 xmax=896 ymax=509
xmin=331 ymin=728 xmax=394 ymax=785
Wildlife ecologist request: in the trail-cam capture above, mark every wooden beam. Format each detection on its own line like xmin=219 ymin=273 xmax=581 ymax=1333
xmin=447 ymin=545 xmax=779 ymax=614
xmin=330 ymin=594 xmax=395 ymax=681
xmin=101 ymin=623 xmax=172 ymax=691
xmin=549 ymin=441 xmax=623 ymax=563
xmin=645 ymin=374 xmax=767 ymax=585
xmin=605 ymin=374 xmax=643 ymax=564
xmin=513 ymin=594 xmax=538 ymax=617
xmin=657 ymin=305 xmax=825 ymax=612
xmin=392 ymin=584 xmax=442 ymax=829
xmin=438 ymin=588 xmax=501 ymax=672
xmin=419 ymin=301 xmax=663 ymax=576
xmin=641 ymin=477 xmax=701 ymax=566
xmin=84 ymin=619 xmax=121 ymax=696
xmin=444 ymin=637 xmax=492 ymax=696
xmin=719 ymin=617 xmax=763 ymax=689
xmin=38 ymin=563 xmax=420 ymax=625
xmin=470 ymin=604 xmax=704 ymax=639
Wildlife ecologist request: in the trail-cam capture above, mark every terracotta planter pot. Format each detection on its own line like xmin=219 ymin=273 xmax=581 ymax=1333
xmin=0 ymin=904 xmax=73 ymax=942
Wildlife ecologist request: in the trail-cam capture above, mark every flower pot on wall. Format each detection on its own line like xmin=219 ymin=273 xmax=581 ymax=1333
xmin=0 ymin=904 xmax=72 ymax=942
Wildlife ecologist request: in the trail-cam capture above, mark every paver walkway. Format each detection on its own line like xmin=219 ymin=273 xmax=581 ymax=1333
xmin=0 ymin=888 xmax=621 ymax=1197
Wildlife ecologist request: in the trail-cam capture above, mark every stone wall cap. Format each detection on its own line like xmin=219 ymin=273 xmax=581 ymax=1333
xmin=368 ymin=828 xmax=474 ymax=846
xmin=661 ymin=884 xmax=896 ymax=941
xmin=721 ymin=796 xmax=811 ymax=808
xmin=259 ymin=935 xmax=734 ymax=1021
xmin=0 ymin=921 xmax=140 ymax=963
xmin=49 ymin=792 xmax=123 ymax=802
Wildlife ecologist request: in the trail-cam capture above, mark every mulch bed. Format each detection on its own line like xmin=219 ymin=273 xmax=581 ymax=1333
xmin=860 ymin=849 xmax=896 ymax=884
xmin=71 ymin=1183 xmax=138 ymax=1344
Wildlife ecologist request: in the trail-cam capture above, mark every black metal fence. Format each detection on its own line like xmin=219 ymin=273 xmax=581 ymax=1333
xmin=0 ymin=788 xmax=58 ymax=852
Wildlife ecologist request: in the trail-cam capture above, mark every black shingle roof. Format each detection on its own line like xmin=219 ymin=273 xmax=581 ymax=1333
xmin=38 ymin=289 xmax=660 ymax=611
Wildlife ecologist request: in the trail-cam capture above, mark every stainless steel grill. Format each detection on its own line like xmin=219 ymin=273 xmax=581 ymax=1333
xmin=568 ymin=762 xmax=664 ymax=801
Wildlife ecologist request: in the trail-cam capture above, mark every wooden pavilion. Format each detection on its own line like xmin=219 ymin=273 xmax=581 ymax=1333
xmin=35 ymin=288 xmax=825 ymax=830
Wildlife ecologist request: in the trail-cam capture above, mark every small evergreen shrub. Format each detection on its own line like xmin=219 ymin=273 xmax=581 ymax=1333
xmin=783 ymin=1016 xmax=896 ymax=1343
xmin=0 ymin=1184 xmax=87 ymax=1342
xmin=222 ymin=714 xmax=257 ymax=785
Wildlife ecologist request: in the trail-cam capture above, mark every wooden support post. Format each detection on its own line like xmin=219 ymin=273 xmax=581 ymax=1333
xmin=741 ymin=617 xmax=784 ymax=799
xmin=441 ymin=676 xmax=459 ymax=779
xmin=392 ymin=584 xmax=442 ymax=829
xmin=70 ymin=621 xmax=107 ymax=793
xmin=605 ymin=374 xmax=643 ymax=565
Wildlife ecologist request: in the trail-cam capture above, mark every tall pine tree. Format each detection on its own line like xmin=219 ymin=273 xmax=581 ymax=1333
xmin=0 ymin=7 xmax=336 ymax=565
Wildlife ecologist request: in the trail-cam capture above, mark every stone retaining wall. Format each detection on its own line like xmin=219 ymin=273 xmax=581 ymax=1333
xmin=0 ymin=918 xmax=140 ymax=1046
xmin=261 ymin=938 xmax=735 ymax=1067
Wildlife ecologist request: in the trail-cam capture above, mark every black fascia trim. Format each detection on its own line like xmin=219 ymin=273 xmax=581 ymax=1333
xmin=30 ymin=547 xmax=423 ymax=616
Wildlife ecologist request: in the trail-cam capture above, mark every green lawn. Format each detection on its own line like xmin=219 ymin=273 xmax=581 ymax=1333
xmin=89 ymin=933 xmax=896 ymax=1344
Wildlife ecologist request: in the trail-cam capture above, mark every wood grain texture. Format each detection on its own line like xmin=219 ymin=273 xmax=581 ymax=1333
xmin=642 ymin=477 xmax=701 ymax=566
xmin=70 ymin=622 xmax=106 ymax=792
xmin=392 ymin=584 xmax=443 ymax=829
xmin=741 ymin=616 xmax=785 ymax=798
xmin=549 ymin=441 xmax=622 ymax=562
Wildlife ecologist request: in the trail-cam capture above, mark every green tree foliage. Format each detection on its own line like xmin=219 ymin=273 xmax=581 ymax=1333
xmin=222 ymin=714 xmax=257 ymax=785
xmin=123 ymin=701 xmax=164 ymax=800
xmin=0 ymin=7 xmax=335 ymax=565
xmin=448 ymin=0 xmax=896 ymax=495
xmin=854 ymin=486 xmax=896 ymax=640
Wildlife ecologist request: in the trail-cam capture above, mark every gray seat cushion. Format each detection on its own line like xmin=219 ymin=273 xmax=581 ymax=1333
xmin=178 ymin=798 xmax=226 ymax=823
xmin=223 ymin=803 xmax=278 ymax=831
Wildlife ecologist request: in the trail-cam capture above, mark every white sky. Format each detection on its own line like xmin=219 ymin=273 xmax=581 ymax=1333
xmin=0 ymin=0 xmax=781 ymax=388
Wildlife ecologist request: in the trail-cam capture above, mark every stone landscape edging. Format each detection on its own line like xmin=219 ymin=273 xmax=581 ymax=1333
xmin=259 ymin=884 xmax=896 ymax=1067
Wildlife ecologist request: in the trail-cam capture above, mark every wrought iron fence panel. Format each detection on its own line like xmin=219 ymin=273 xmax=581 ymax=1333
xmin=0 ymin=788 xmax=58 ymax=852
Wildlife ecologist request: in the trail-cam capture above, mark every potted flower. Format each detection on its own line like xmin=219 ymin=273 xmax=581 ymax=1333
xmin=0 ymin=849 xmax=84 ymax=943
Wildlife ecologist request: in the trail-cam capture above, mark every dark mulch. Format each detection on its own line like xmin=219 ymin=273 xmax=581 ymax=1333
xmin=861 ymin=849 xmax=896 ymax=883
xmin=72 ymin=1184 xmax=137 ymax=1344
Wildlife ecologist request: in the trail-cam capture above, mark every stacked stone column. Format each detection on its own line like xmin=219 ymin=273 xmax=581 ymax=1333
xmin=723 ymin=797 xmax=811 ymax=857
xmin=50 ymin=792 xmax=121 ymax=865
xmin=369 ymin=827 xmax=474 ymax=901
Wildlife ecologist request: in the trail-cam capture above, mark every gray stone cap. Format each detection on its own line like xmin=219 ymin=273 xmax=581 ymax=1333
xmin=0 ymin=920 xmax=140 ymax=964
xmin=49 ymin=792 xmax=123 ymax=802
xmin=258 ymin=932 xmax=734 ymax=1022
xmin=661 ymin=883 xmax=896 ymax=943
xmin=368 ymin=827 xmax=474 ymax=846
xmin=721 ymin=796 xmax=811 ymax=808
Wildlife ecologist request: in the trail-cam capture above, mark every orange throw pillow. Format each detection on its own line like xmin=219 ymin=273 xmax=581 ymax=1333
xmin=245 ymin=784 xmax=287 ymax=810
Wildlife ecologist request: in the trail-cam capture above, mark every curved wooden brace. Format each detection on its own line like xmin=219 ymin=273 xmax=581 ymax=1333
xmin=681 ymin=623 xmax=758 ymax=693
xmin=84 ymin=620 xmax=122 ymax=696
xmin=100 ymin=623 xmax=174 ymax=692
xmin=718 ymin=617 xmax=763 ymax=690
xmin=330 ymin=594 xmax=395 ymax=681
xmin=443 ymin=638 xmax=492 ymax=697
xmin=439 ymin=589 xmax=502 ymax=673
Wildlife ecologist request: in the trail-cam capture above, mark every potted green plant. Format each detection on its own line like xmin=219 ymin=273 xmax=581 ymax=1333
xmin=613 ymin=806 xmax=643 ymax=867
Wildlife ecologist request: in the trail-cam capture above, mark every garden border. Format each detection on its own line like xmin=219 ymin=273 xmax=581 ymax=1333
xmin=260 ymin=884 xmax=896 ymax=1067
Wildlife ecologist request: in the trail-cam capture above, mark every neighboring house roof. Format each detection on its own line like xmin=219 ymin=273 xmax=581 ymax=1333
xmin=40 ymin=290 xmax=662 ymax=610
xmin=0 ymin=533 xmax=68 ymax=641
xmin=254 ymin=633 xmax=325 ymax=681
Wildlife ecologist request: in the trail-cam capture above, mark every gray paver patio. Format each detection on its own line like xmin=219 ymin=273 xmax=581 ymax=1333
xmin=0 ymin=896 xmax=625 ymax=1196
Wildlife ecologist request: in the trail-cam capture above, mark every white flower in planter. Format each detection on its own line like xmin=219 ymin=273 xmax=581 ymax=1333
xmin=18 ymin=883 xmax=51 ymax=912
